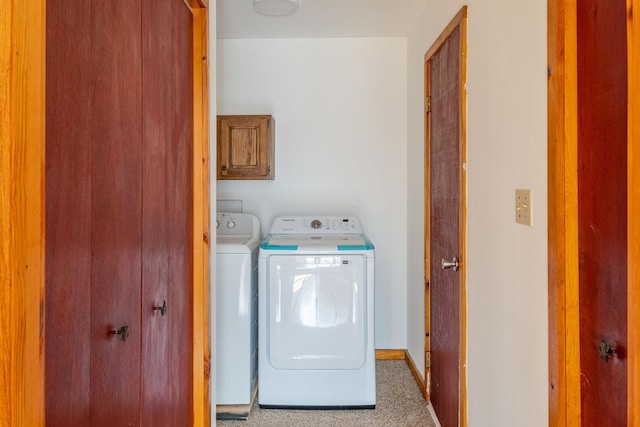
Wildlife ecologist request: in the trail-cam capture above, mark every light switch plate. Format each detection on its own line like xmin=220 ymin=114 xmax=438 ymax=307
xmin=515 ymin=189 xmax=532 ymax=226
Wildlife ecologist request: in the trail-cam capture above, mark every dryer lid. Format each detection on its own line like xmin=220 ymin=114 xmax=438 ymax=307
xmin=260 ymin=234 xmax=374 ymax=251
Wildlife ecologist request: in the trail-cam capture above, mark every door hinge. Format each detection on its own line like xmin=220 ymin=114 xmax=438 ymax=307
xmin=426 ymin=351 xmax=431 ymax=368
xmin=425 ymin=96 xmax=431 ymax=113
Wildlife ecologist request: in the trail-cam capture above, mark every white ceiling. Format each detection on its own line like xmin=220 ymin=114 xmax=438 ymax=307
xmin=217 ymin=0 xmax=427 ymax=39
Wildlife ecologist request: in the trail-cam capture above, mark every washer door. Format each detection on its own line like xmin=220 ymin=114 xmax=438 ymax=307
xmin=267 ymin=254 xmax=367 ymax=370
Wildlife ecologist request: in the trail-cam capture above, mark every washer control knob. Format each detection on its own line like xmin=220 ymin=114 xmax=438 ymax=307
xmin=227 ymin=220 xmax=236 ymax=229
xmin=310 ymin=219 xmax=322 ymax=229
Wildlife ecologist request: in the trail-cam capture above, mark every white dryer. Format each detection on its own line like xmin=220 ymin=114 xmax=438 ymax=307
xmin=215 ymin=212 xmax=260 ymax=411
xmin=258 ymin=215 xmax=375 ymax=408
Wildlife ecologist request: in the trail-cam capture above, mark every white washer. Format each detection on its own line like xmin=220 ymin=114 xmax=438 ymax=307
xmin=258 ymin=215 xmax=375 ymax=408
xmin=215 ymin=212 xmax=260 ymax=407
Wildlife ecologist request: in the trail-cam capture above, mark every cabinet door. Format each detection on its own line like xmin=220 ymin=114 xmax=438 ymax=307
xmin=217 ymin=115 xmax=275 ymax=180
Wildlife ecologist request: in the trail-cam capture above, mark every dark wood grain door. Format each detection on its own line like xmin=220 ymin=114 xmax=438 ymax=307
xmin=90 ymin=0 xmax=143 ymax=424
xmin=45 ymin=0 xmax=194 ymax=424
xmin=140 ymin=0 xmax=193 ymax=424
xmin=45 ymin=0 xmax=144 ymax=424
xmin=577 ymin=0 xmax=628 ymax=424
xmin=427 ymin=19 xmax=464 ymax=427
xmin=44 ymin=0 xmax=93 ymax=424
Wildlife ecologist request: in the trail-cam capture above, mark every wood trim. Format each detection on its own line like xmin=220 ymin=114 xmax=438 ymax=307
xmin=183 ymin=0 xmax=208 ymax=9
xmin=547 ymin=0 xmax=562 ymax=423
xmin=424 ymin=7 xmax=468 ymax=62
xmin=424 ymin=6 xmax=468 ymax=426
xmin=191 ymin=6 xmax=210 ymax=427
xmin=547 ymin=0 xmax=583 ymax=425
xmin=375 ymin=349 xmax=406 ymax=360
xmin=404 ymin=350 xmax=428 ymax=400
xmin=628 ymin=0 xmax=639 ymax=424
xmin=458 ymin=8 xmax=468 ymax=427
xmin=424 ymin=44 xmax=432 ymax=394
xmin=1 ymin=0 xmax=46 ymax=424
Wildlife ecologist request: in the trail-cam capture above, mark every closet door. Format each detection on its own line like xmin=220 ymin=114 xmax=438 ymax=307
xmin=141 ymin=0 xmax=193 ymax=424
xmin=46 ymin=0 xmax=194 ymax=424
xmin=90 ymin=0 xmax=143 ymax=425
xmin=45 ymin=0 xmax=93 ymax=424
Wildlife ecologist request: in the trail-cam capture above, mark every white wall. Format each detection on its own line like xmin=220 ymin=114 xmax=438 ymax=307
xmin=216 ymin=38 xmax=408 ymax=349
xmin=406 ymin=1 xmax=548 ymax=426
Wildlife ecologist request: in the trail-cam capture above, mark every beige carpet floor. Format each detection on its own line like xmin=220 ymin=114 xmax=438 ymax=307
xmin=217 ymin=360 xmax=439 ymax=427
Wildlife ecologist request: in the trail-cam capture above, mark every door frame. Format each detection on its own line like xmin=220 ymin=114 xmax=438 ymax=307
xmin=424 ymin=6 xmax=468 ymax=426
xmin=1 ymin=0 xmax=210 ymax=425
xmin=547 ymin=0 xmax=639 ymax=424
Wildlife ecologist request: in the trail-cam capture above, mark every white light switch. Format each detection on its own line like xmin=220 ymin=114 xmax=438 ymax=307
xmin=515 ymin=189 xmax=532 ymax=226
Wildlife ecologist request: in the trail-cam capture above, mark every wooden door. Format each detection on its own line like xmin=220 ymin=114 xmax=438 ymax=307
xmin=547 ymin=0 xmax=639 ymax=425
xmin=4 ymin=0 xmax=208 ymax=424
xmin=425 ymin=7 xmax=467 ymax=427
xmin=90 ymin=0 xmax=144 ymax=424
xmin=45 ymin=0 xmax=193 ymax=424
xmin=141 ymin=0 xmax=193 ymax=424
xmin=44 ymin=0 xmax=93 ymax=423
xmin=576 ymin=0 xmax=628 ymax=424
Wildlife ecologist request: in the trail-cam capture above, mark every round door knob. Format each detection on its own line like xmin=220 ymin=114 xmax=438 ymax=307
xmin=441 ymin=256 xmax=459 ymax=271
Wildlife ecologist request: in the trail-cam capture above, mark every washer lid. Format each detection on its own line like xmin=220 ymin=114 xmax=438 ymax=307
xmin=217 ymin=235 xmax=261 ymax=254
xmin=260 ymin=234 xmax=374 ymax=251
xmin=216 ymin=212 xmax=261 ymax=253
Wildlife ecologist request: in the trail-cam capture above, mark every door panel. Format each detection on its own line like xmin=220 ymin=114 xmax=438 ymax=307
xmin=45 ymin=0 xmax=92 ymax=423
xmin=577 ymin=0 xmax=628 ymax=424
xmin=428 ymin=22 xmax=462 ymax=427
xmin=90 ymin=0 xmax=143 ymax=424
xmin=45 ymin=0 xmax=201 ymax=423
xmin=141 ymin=0 xmax=193 ymax=424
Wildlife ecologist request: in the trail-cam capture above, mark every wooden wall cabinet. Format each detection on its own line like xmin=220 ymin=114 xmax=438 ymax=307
xmin=217 ymin=115 xmax=275 ymax=180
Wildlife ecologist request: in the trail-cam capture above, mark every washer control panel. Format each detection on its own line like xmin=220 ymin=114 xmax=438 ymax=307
xmin=216 ymin=212 xmax=260 ymax=237
xmin=269 ymin=216 xmax=364 ymax=234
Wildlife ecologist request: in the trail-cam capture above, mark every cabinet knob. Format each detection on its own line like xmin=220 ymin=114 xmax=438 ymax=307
xmin=154 ymin=300 xmax=167 ymax=316
xmin=111 ymin=324 xmax=130 ymax=342
xmin=598 ymin=340 xmax=616 ymax=362
xmin=221 ymin=165 xmax=227 ymax=171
